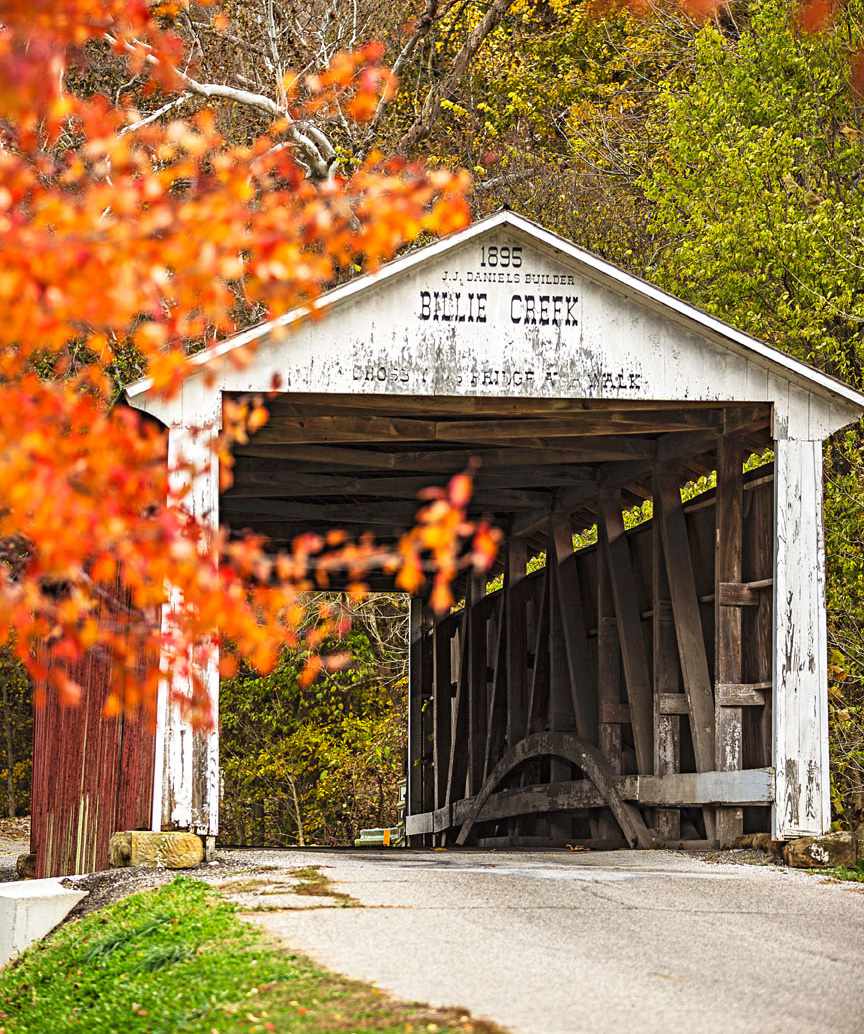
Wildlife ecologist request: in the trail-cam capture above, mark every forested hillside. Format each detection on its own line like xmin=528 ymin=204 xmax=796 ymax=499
xmin=3 ymin=0 xmax=861 ymax=833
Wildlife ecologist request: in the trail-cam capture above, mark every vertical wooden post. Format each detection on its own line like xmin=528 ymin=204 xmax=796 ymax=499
xmin=596 ymin=531 xmax=624 ymax=841
xmin=715 ymin=437 xmax=746 ymax=846
xmin=432 ymin=618 xmax=452 ymax=815
xmin=445 ymin=595 xmax=472 ymax=809
xmin=483 ymin=595 xmax=507 ymax=783
xmin=655 ymin=471 xmax=717 ymax=842
xmin=421 ymin=608 xmax=436 ymax=825
xmin=597 ymin=540 xmax=623 ymax=776
xmin=773 ymin=438 xmax=830 ymax=838
xmin=154 ymin=404 xmax=220 ymax=844
xmin=467 ymin=573 xmax=487 ymax=797
xmin=747 ymin=485 xmax=774 ymax=767
xmin=547 ymin=533 xmax=573 ymax=842
xmin=652 ymin=482 xmax=681 ymax=843
xmin=551 ymin=517 xmax=597 ymax=744
xmin=599 ymin=496 xmax=654 ymax=775
xmin=505 ymin=539 xmax=528 ymax=750
xmin=407 ymin=595 xmax=424 ymax=823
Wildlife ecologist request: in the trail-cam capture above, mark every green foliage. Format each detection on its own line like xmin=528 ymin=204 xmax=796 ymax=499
xmin=816 ymin=859 xmax=864 ymax=883
xmin=0 ymin=646 xmax=31 ymax=818
xmin=639 ymin=0 xmax=864 ymax=814
xmin=220 ymin=605 xmax=408 ymax=847
xmin=0 ymin=877 xmax=485 ymax=1033
xmin=644 ymin=0 xmax=864 ymax=385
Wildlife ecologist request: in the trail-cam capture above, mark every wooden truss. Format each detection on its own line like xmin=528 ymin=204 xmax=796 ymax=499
xmin=225 ymin=393 xmax=776 ymax=849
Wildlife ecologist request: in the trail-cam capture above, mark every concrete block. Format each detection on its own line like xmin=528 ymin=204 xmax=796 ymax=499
xmin=109 ymin=830 xmax=204 ymax=869
xmin=0 ymin=878 xmax=88 ymax=967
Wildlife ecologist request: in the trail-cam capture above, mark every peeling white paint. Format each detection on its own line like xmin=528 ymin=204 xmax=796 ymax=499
xmin=126 ymin=213 xmax=862 ymax=841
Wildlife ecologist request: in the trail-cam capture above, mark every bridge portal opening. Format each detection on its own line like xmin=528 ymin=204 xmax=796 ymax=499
xmin=221 ymin=391 xmax=775 ymax=849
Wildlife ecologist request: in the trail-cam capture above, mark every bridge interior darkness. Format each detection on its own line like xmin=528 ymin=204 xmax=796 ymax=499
xmin=220 ymin=392 xmax=776 ymax=850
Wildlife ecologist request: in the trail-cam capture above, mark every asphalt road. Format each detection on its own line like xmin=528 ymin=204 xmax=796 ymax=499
xmin=225 ymin=847 xmax=864 ymax=1034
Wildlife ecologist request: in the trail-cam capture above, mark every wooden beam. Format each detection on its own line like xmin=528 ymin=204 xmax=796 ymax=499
xmin=620 ymin=768 xmax=774 ymax=807
xmin=745 ymin=482 xmax=774 ymax=770
xmin=551 ymin=518 xmax=597 ymax=744
xmin=596 ymin=543 xmax=623 ymax=774
xmin=655 ymin=470 xmax=717 ymax=842
xmin=223 ymin=498 xmax=419 ymax=525
xmin=455 ymin=731 xmax=656 ymax=848
xmin=717 ymin=683 xmax=770 ymax=706
xmin=652 ymin=496 xmax=682 ymax=841
xmin=654 ymin=473 xmax=716 ymax=771
xmin=231 ymin=462 xmax=597 ymax=491
xmin=505 ymin=539 xmax=528 ymax=752
xmin=718 ymin=582 xmax=760 ymax=607
xmin=405 ymin=767 xmax=775 ymax=835
xmin=445 ymin=603 xmax=471 ymax=810
xmin=262 ymin=393 xmax=741 ymax=418
xmin=658 ymin=694 xmax=690 ymax=716
xmin=598 ymin=496 xmax=654 ymax=775
xmin=432 ymin=617 xmax=453 ymax=819
xmin=547 ymin=531 xmax=575 ymax=842
xmin=525 ymin=567 xmax=550 ymax=739
xmin=253 ymin=411 xmax=723 ymax=446
xmin=467 ymin=574 xmax=488 ymax=798
xmin=237 ymin=438 xmax=657 ymax=467
xmin=407 ymin=597 xmax=424 ymax=827
xmin=482 ymin=595 xmax=507 ymax=784
xmin=715 ymin=436 xmax=746 ymax=847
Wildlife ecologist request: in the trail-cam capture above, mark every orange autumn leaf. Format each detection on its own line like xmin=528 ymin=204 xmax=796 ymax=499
xmin=0 ymin=1 xmax=486 ymax=724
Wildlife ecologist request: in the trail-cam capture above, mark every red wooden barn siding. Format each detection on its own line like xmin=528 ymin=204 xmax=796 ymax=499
xmin=31 ymin=590 xmax=155 ymax=878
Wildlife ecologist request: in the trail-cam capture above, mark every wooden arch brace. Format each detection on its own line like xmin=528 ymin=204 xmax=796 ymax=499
xmin=454 ymin=732 xmax=655 ymax=848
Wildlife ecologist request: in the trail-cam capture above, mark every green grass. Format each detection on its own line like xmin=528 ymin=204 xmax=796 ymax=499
xmin=0 ymin=877 xmax=500 ymax=1034
xmin=819 ymin=860 xmax=864 ymax=883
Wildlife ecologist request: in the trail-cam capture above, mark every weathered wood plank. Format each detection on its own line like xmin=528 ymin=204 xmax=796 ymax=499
xmin=551 ymin=517 xmax=598 ymax=744
xmin=432 ymin=618 xmax=453 ymax=816
xmin=598 ymin=702 xmax=630 ymax=725
xmin=405 ymin=767 xmax=775 ymax=835
xmin=621 ymin=768 xmax=774 ymax=807
xmin=407 ymin=597 xmax=424 ymax=826
xmin=658 ymin=693 xmax=690 ymax=716
xmin=455 ymin=732 xmax=656 ymax=848
xmin=445 ymin=602 xmax=471 ymax=808
xmin=717 ymin=684 xmax=769 ymax=707
xmin=505 ymin=539 xmax=528 ymax=751
xmin=655 ymin=474 xmax=716 ymax=770
xmin=467 ymin=575 xmax=488 ymax=798
xmin=718 ymin=582 xmax=760 ymax=607
xmin=483 ymin=596 xmax=507 ymax=783
xmin=421 ymin=612 xmax=435 ymax=826
xmin=746 ymin=483 xmax=774 ymax=769
xmin=254 ymin=411 xmax=724 ymax=446
xmin=652 ymin=497 xmax=681 ymax=841
xmin=236 ymin=439 xmax=660 ymax=468
xmin=547 ymin=538 xmax=575 ymax=841
xmin=715 ymin=436 xmax=746 ymax=846
xmin=599 ymin=497 xmax=654 ymax=775
xmin=773 ymin=438 xmax=830 ymax=838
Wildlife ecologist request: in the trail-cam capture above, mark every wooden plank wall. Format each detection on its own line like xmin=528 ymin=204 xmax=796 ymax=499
xmin=407 ymin=466 xmax=775 ymax=848
xmin=31 ymin=590 xmax=155 ymax=877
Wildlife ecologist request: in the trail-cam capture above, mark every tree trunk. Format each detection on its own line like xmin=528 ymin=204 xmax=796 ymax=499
xmin=2 ymin=678 xmax=15 ymax=817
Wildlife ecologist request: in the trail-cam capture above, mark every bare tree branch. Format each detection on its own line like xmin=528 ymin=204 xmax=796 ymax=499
xmin=397 ymin=0 xmax=516 ymax=153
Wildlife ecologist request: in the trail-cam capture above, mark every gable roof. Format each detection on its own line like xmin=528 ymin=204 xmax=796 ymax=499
xmin=127 ymin=209 xmax=864 ymax=412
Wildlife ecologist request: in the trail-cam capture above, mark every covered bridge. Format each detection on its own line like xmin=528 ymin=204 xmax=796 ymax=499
xmin=31 ymin=211 xmax=864 ymax=873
